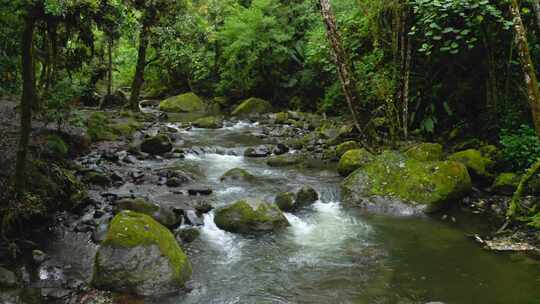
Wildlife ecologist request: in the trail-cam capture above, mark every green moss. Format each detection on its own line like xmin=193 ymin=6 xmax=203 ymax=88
xmin=448 ymin=149 xmax=493 ymax=179
xmin=274 ymin=112 xmax=289 ymax=124
xmin=220 ymin=168 xmax=256 ymax=182
xmin=111 ymin=119 xmax=143 ymax=137
xmin=193 ymin=116 xmax=223 ymax=129
xmin=492 ymin=173 xmax=521 ymax=195
xmin=231 ymin=97 xmax=272 ymax=117
xmin=404 ymin=143 xmax=443 ymax=161
xmin=103 ymin=211 xmax=192 ymax=284
xmin=214 ymin=199 xmax=289 ymax=233
xmin=46 ymin=135 xmax=69 ymax=157
xmin=528 ymin=212 xmax=540 ymax=229
xmin=275 ymin=192 xmax=295 ymax=212
xmin=87 ymin=112 xmax=116 ymax=142
xmin=159 ymin=92 xmax=205 ymax=113
xmin=337 ymin=148 xmax=373 ymax=177
xmin=335 ymin=141 xmax=360 ymax=158
xmin=83 ymin=171 xmax=111 ymax=186
xmin=342 ymin=151 xmax=472 ymax=212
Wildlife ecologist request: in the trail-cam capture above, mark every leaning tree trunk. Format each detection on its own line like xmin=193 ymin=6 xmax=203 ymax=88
xmin=129 ymin=23 xmax=150 ymax=111
xmin=15 ymin=13 xmax=37 ymax=193
xmin=510 ymin=0 xmax=540 ymax=137
xmin=318 ymin=0 xmax=364 ymax=133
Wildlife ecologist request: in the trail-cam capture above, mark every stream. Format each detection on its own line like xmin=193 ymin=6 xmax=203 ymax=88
xmin=42 ymin=120 xmax=540 ymax=304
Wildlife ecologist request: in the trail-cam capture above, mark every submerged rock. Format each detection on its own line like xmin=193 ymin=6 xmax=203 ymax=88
xmin=214 ymin=198 xmax=289 ymax=234
xmin=220 ymin=168 xmax=256 ymax=183
xmin=176 ymin=227 xmax=201 ymax=244
xmin=337 ymin=148 xmax=373 ymax=177
xmin=244 ymin=145 xmax=271 ymax=158
xmin=92 ymin=211 xmax=192 ymax=296
xmin=266 ymin=154 xmax=302 ymax=167
xmin=404 ymin=143 xmax=443 ymax=161
xmin=159 ymin=92 xmax=205 ymax=113
xmin=231 ymin=97 xmax=272 ymax=117
xmin=341 ymin=151 xmax=472 ymax=213
xmin=114 ymin=198 xmax=180 ymax=228
xmin=193 ymin=116 xmax=223 ymax=129
xmin=140 ymin=134 xmax=173 ymax=155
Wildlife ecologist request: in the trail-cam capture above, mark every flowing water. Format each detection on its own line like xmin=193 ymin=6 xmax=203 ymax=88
xmin=43 ymin=120 xmax=540 ymax=304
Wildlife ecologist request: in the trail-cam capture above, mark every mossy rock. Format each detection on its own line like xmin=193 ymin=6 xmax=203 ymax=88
xmin=273 ymin=112 xmax=289 ymax=124
xmin=140 ymin=134 xmax=173 ymax=155
xmin=341 ymin=151 xmax=472 ymax=213
xmin=193 ymin=116 xmax=223 ymax=129
xmin=295 ymin=186 xmax=319 ymax=208
xmin=175 ymin=227 xmax=200 ymax=243
xmin=92 ymin=211 xmax=192 ymax=296
xmin=111 ymin=120 xmax=143 ymax=137
xmin=274 ymin=192 xmax=295 ymax=212
xmin=82 ymin=171 xmax=111 ymax=187
xmin=159 ymin=92 xmax=205 ymax=113
xmin=214 ymin=199 xmax=289 ymax=234
xmin=266 ymin=154 xmax=302 ymax=167
xmin=45 ymin=135 xmax=69 ymax=158
xmin=404 ymin=143 xmax=443 ymax=161
xmin=87 ymin=112 xmax=116 ymax=142
xmin=114 ymin=198 xmax=180 ymax=228
xmin=448 ymin=149 xmax=493 ymax=182
xmin=220 ymin=168 xmax=256 ymax=183
xmin=231 ymin=98 xmax=272 ymax=117
xmin=335 ymin=141 xmax=360 ymax=158
xmin=337 ymin=149 xmax=374 ymax=177
xmin=491 ymin=173 xmax=521 ymax=195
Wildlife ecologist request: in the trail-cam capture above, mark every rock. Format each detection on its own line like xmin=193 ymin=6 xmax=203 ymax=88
xmin=266 ymin=154 xmax=302 ymax=167
xmin=272 ymin=143 xmax=289 ymax=155
xmin=32 ymin=250 xmax=48 ymax=265
xmin=214 ymin=198 xmax=290 ymax=234
xmin=184 ymin=210 xmax=204 ymax=226
xmin=92 ymin=211 xmax=192 ymax=296
xmin=45 ymin=134 xmax=69 ymax=158
xmin=231 ymin=97 xmax=272 ymax=117
xmin=337 ymin=149 xmax=374 ymax=177
xmin=100 ymin=90 xmax=127 ymax=109
xmin=0 ymin=267 xmax=18 ymax=288
xmin=166 ymin=177 xmax=184 ymax=187
xmin=341 ymin=151 xmax=472 ymax=213
xmin=159 ymin=92 xmax=205 ymax=113
xmin=273 ymin=112 xmax=289 ymax=124
xmin=404 ymin=143 xmax=443 ymax=161
xmin=194 ymin=200 xmax=213 ymax=214
xmin=176 ymin=227 xmax=200 ymax=244
xmin=295 ymin=186 xmax=319 ymax=207
xmin=193 ymin=116 xmax=223 ymax=129
xmin=140 ymin=134 xmax=173 ymax=155
xmin=188 ymin=188 xmax=213 ymax=196
xmin=274 ymin=192 xmax=295 ymax=212
xmin=491 ymin=173 xmax=521 ymax=195
xmin=448 ymin=149 xmax=493 ymax=182
xmin=114 ymin=198 xmax=180 ymax=228
xmin=220 ymin=168 xmax=256 ymax=183
xmin=244 ymin=145 xmax=271 ymax=157
xmin=83 ymin=171 xmax=112 ymax=187
xmin=335 ymin=141 xmax=360 ymax=158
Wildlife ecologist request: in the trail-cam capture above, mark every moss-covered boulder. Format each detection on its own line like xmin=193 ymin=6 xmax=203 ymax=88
xmin=341 ymin=151 xmax=472 ymax=213
xmin=45 ymin=134 xmax=69 ymax=158
xmin=405 ymin=143 xmax=443 ymax=161
xmin=231 ymin=98 xmax=272 ymax=117
xmin=92 ymin=211 xmax=192 ymax=296
xmin=159 ymin=92 xmax=205 ymax=113
xmin=274 ymin=192 xmax=295 ymax=212
xmin=220 ymin=168 xmax=256 ymax=183
xmin=114 ymin=198 xmax=180 ymax=228
xmin=273 ymin=112 xmax=289 ymax=124
xmin=335 ymin=141 xmax=360 ymax=158
xmin=491 ymin=173 xmax=521 ymax=195
xmin=448 ymin=149 xmax=493 ymax=182
xmin=337 ymin=149 xmax=374 ymax=177
xmin=266 ymin=154 xmax=302 ymax=167
xmin=193 ymin=116 xmax=223 ymax=129
xmin=214 ymin=199 xmax=289 ymax=234
xmin=82 ymin=171 xmax=111 ymax=187
xmin=140 ymin=134 xmax=173 ymax=155
xmin=295 ymin=186 xmax=319 ymax=207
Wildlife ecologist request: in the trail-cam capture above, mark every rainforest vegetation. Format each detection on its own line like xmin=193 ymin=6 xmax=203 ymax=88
xmin=0 ymin=0 xmax=540 ymax=303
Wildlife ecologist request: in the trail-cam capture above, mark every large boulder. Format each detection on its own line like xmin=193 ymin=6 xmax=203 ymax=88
xmin=335 ymin=141 xmax=361 ymax=158
xmin=231 ymin=98 xmax=272 ymax=117
xmin=92 ymin=211 xmax=192 ymax=296
xmin=404 ymin=143 xmax=443 ymax=161
xmin=214 ymin=199 xmax=289 ymax=234
xmin=193 ymin=116 xmax=223 ymax=129
xmin=337 ymin=148 xmax=374 ymax=177
xmin=341 ymin=151 xmax=472 ymax=213
xmin=159 ymin=92 xmax=205 ymax=113
xmin=114 ymin=198 xmax=180 ymax=228
xmin=140 ymin=134 xmax=173 ymax=155
xmin=274 ymin=192 xmax=295 ymax=212
xmin=448 ymin=149 xmax=493 ymax=182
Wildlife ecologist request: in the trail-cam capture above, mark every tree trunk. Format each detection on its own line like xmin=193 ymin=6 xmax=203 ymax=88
xmin=533 ymin=0 xmax=540 ymax=31
xmin=510 ymin=0 xmax=540 ymax=137
xmin=403 ymin=37 xmax=412 ymax=139
xmin=318 ymin=0 xmax=365 ymax=133
xmin=15 ymin=13 xmax=36 ymax=193
xmin=107 ymin=35 xmax=113 ymax=95
xmin=129 ymin=23 xmax=150 ymax=111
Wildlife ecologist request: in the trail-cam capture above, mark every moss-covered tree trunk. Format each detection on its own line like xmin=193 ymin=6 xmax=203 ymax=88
xmin=15 ymin=12 xmax=37 ymax=193
xmin=129 ymin=22 xmax=150 ymax=111
xmin=510 ymin=0 xmax=540 ymax=137
xmin=318 ymin=0 xmax=365 ymax=133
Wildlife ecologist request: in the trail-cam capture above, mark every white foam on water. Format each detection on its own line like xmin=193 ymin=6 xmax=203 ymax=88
xmin=223 ymin=121 xmax=258 ymax=130
xmin=216 ymin=186 xmax=245 ymax=195
xmin=200 ymin=213 xmax=241 ymax=263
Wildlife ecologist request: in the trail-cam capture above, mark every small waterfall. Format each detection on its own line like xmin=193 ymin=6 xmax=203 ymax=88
xmin=200 ymin=212 xmax=241 ymax=263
